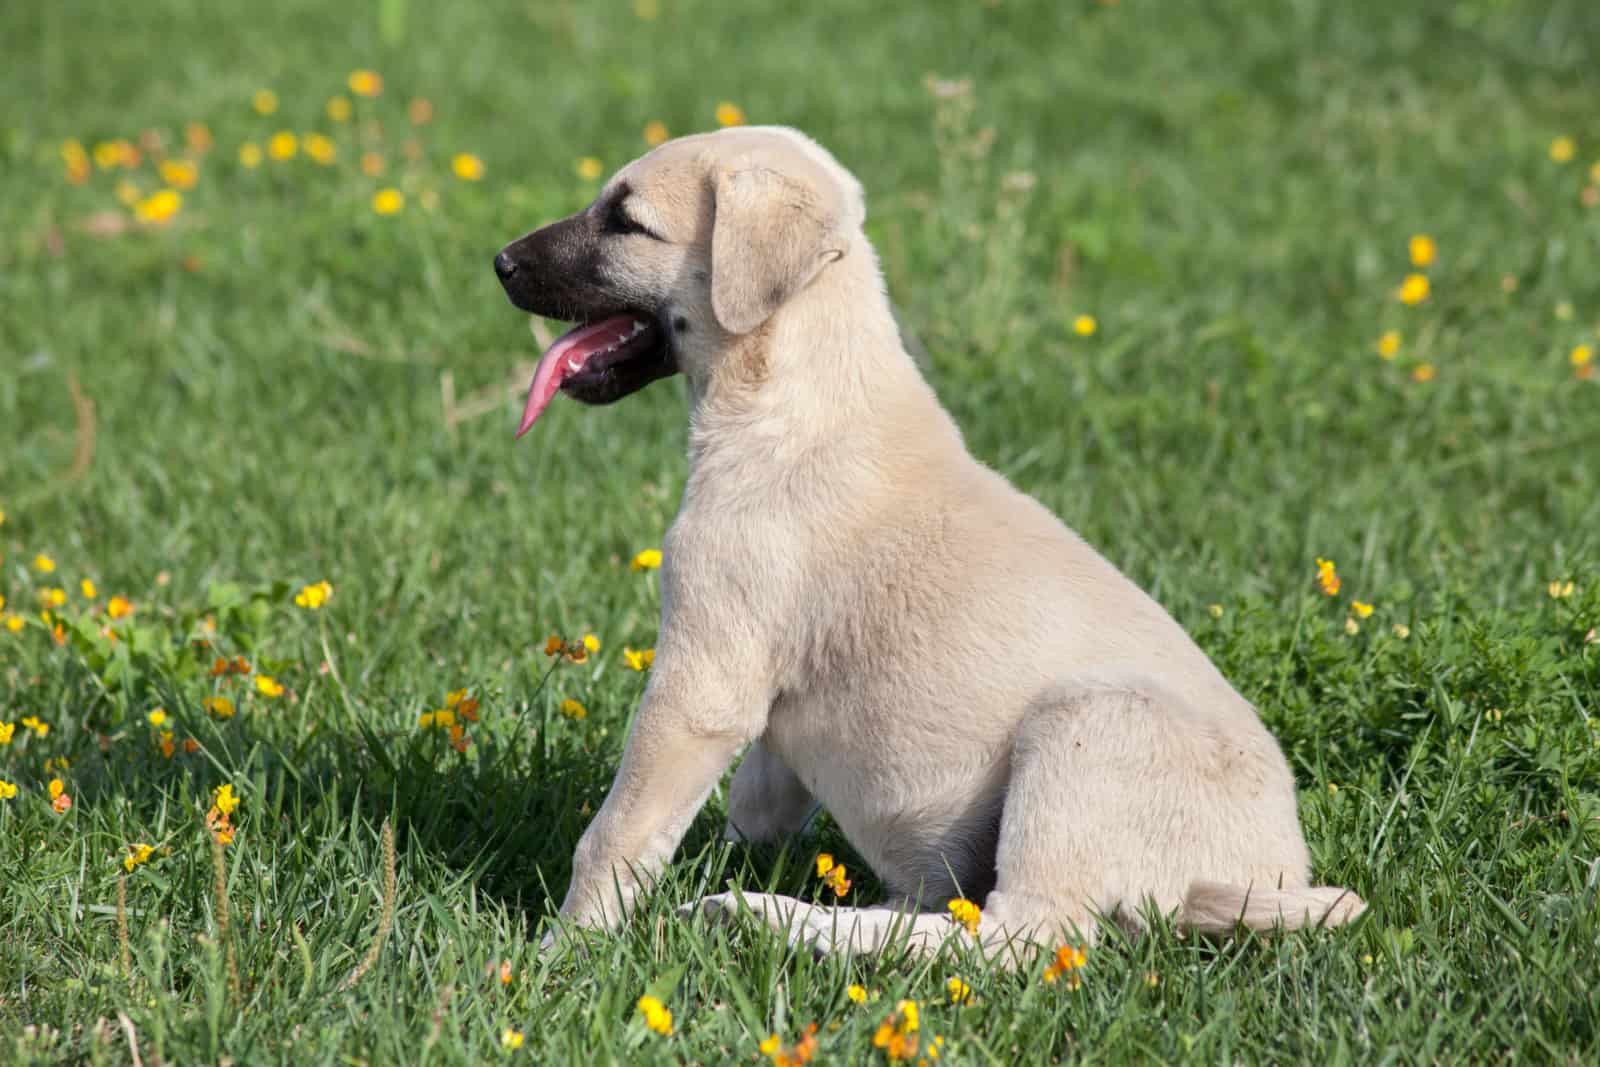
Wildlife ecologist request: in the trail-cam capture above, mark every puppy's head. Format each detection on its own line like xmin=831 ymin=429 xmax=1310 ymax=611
xmin=495 ymin=126 xmax=865 ymax=436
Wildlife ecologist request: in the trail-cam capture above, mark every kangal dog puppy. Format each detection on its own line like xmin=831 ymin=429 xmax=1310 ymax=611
xmin=493 ymin=126 xmax=1365 ymax=959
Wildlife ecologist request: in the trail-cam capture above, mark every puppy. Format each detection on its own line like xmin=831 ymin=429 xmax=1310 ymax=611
xmin=494 ymin=126 xmax=1365 ymax=958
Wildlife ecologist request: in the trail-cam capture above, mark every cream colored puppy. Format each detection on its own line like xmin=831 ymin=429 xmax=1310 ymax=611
xmin=493 ymin=126 xmax=1365 ymax=959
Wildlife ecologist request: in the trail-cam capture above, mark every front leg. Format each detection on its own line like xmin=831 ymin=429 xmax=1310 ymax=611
xmin=555 ymin=639 xmax=767 ymax=935
xmin=724 ymin=737 xmax=820 ymax=844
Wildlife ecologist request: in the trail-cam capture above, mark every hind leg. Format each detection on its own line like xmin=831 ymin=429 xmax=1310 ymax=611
xmin=978 ymin=678 xmax=1311 ymax=960
xmin=723 ymin=738 xmax=821 ymax=844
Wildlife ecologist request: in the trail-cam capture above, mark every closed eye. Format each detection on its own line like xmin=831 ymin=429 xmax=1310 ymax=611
xmin=604 ymin=195 xmax=663 ymax=241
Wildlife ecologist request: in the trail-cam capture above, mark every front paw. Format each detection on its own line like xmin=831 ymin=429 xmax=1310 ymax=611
xmin=681 ymin=892 xmax=837 ymax=956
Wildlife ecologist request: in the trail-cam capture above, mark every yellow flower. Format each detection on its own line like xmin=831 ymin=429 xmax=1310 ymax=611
xmin=1407 ymin=234 xmax=1436 ymax=268
xmin=815 ymin=853 xmax=851 ymax=897
xmin=1042 ymin=944 xmax=1087 ymax=988
xmin=0 ymin=780 xmax=15 ymax=800
xmin=759 ymin=1034 xmax=780 ymax=1056
xmin=33 ymin=554 xmax=56 ymax=573
xmin=418 ymin=711 xmax=436 ymax=729
xmin=0 ymin=722 xmax=12 ymax=745
xmin=1396 ymin=273 xmax=1430 ymax=305
xmin=4 ymin=615 xmax=23 ymax=633
xmin=1412 ymin=363 xmax=1436 ymax=383
xmin=1327 ymin=781 xmax=1339 ymax=793
xmin=501 ymin=1029 xmax=524 ymax=1050
xmin=1572 ymin=344 xmax=1593 ymax=368
xmin=1391 ymin=622 xmax=1411 ymax=639
xmin=1344 ymin=616 xmax=1360 ymax=635
xmin=1548 ymin=580 xmax=1575 ymax=599
xmin=40 ymin=587 xmax=68 ymax=609
xmin=21 ymin=716 xmax=48 ymax=738
xmin=48 ymin=778 xmax=65 ymax=800
xmin=583 ymin=633 xmax=600 ymax=654
xmin=1072 ymin=314 xmax=1097 ymax=336
xmin=1145 ymin=971 xmax=1160 ymax=988
xmin=631 ymin=548 xmax=663 ymax=571
xmin=239 ymin=142 xmax=263 ymax=168
xmin=643 ymin=120 xmax=669 ymax=147
xmin=213 ymin=783 xmax=240 ymax=816
xmin=131 ymin=188 xmax=182 ymax=225
xmin=636 ymin=994 xmax=673 ymax=1036
xmin=946 ymin=976 xmax=973 ymax=1004
xmin=326 ymin=95 xmax=353 ymax=122
xmin=268 ymin=131 xmax=298 ymax=161
xmin=294 ymin=580 xmax=333 ymax=608
xmin=115 ymin=180 xmax=142 ymax=205
xmin=947 ymin=898 xmax=981 ymax=935
xmin=107 ymin=595 xmax=132 ymax=620
xmin=348 ymin=69 xmax=384 ymax=97
xmin=1314 ymin=558 xmax=1340 ymax=596
xmin=715 ymin=102 xmax=746 ymax=127
xmin=1550 ymin=136 xmax=1576 ymax=163
xmin=576 ymin=156 xmax=604 ymax=181
xmin=147 ymin=708 xmax=167 ymax=727
xmin=1376 ymin=330 xmax=1401 ymax=359
xmin=80 ymin=578 xmax=98 ymax=599
xmin=847 ymin=984 xmax=867 ymax=1004
xmin=204 ymin=696 xmax=236 ymax=719
xmin=305 ymin=133 xmax=337 ymax=165
xmin=452 ymin=153 xmax=485 ymax=181
xmin=1351 ymin=600 xmax=1374 ymax=619
xmin=158 ymin=158 xmax=198 ymax=190
xmin=252 ymin=89 xmax=279 ymax=115
xmin=560 ymin=698 xmax=587 ymax=720
xmin=124 ymin=843 xmax=156 ymax=873
xmin=372 ymin=188 xmax=404 ymax=216
xmin=256 ymin=675 xmax=285 ymax=698
xmin=623 ymin=647 xmax=655 ymax=671
xmin=1208 ymin=603 xmax=1225 ymax=618
xmin=62 ymin=140 xmax=90 ymax=184
xmin=159 ymin=731 xmax=175 ymax=758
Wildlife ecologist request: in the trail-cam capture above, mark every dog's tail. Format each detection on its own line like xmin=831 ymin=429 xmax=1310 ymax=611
xmin=1180 ymin=880 xmax=1367 ymax=937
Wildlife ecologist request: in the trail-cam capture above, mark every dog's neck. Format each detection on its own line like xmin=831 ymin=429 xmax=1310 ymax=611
xmin=684 ymin=234 xmax=959 ymax=480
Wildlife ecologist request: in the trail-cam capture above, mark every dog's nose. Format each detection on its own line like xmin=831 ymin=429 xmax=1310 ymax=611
xmin=493 ymin=251 xmax=519 ymax=280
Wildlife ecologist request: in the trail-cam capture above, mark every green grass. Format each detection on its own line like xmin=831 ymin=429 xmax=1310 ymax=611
xmin=3 ymin=0 xmax=1600 ymax=1062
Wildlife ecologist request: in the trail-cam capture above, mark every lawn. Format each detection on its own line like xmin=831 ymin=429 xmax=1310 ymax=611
xmin=2 ymin=0 xmax=1599 ymax=1062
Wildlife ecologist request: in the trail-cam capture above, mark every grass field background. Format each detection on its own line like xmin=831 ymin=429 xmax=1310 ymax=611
xmin=3 ymin=0 xmax=1599 ymax=1062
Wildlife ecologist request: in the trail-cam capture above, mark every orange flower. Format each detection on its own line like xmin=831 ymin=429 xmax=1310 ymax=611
xmin=815 ymin=852 xmax=851 ymax=898
xmin=107 ymin=595 xmax=133 ymax=619
xmin=1043 ymin=944 xmax=1087 ymax=988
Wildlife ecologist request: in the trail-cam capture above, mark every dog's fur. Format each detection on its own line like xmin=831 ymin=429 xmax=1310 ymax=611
xmin=495 ymin=126 xmax=1365 ymax=959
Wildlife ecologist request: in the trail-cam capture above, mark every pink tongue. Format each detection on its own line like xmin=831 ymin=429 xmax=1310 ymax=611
xmin=515 ymin=315 xmax=644 ymax=438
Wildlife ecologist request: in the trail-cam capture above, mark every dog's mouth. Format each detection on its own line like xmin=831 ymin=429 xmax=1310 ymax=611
xmin=516 ymin=312 xmax=676 ymax=438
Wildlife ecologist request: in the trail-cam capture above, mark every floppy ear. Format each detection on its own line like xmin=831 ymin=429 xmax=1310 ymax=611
xmin=710 ymin=164 xmax=847 ymax=335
